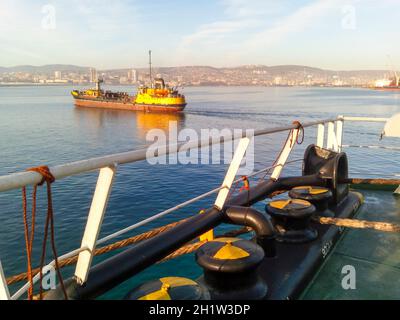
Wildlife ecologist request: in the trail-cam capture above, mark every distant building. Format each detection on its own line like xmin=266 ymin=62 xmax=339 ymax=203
xmin=54 ymin=71 xmax=62 ymax=80
xmin=90 ymin=68 xmax=97 ymax=82
xmin=120 ymin=76 xmax=129 ymax=84
xmin=127 ymin=69 xmax=137 ymax=83
xmin=274 ymin=76 xmax=282 ymax=85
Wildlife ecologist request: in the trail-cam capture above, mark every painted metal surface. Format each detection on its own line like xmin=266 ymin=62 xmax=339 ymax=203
xmin=0 ymin=261 xmax=10 ymax=300
xmin=214 ymin=137 xmax=250 ymax=210
xmin=301 ymin=190 xmax=400 ymax=300
xmin=74 ymin=165 xmax=117 ymax=284
xmin=270 ymin=128 xmax=300 ymax=180
xmin=317 ymin=123 xmax=325 ymax=148
xmin=383 ymin=113 xmax=400 ymax=138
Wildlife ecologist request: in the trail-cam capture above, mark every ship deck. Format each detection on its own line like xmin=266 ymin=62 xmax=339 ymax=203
xmin=301 ymin=189 xmax=400 ymax=299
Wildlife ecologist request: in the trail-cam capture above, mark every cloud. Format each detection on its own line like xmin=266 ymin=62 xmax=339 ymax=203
xmin=175 ymin=0 xmax=357 ymax=66
xmin=0 ymin=0 xmax=139 ymax=67
xmin=220 ymin=0 xmax=286 ymax=18
xmin=180 ymin=19 xmax=260 ymax=47
xmin=71 ymin=0 xmax=137 ymax=35
xmin=244 ymin=0 xmax=342 ymax=49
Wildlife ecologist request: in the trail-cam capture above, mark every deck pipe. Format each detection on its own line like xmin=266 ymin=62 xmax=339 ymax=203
xmin=224 ymin=206 xmax=276 ymax=257
xmin=45 ymin=174 xmax=327 ymax=300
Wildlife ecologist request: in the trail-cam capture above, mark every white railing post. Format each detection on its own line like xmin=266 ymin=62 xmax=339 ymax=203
xmin=270 ymin=128 xmax=300 ymax=181
xmin=74 ymin=165 xmax=116 ymax=284
xmin=0 ymin=261 xmax=10 ymax=300
xmin=336 ymin=116 xmax=344 ymax=152
xmin=214 ymin=137 xmax=250 ymax=210
xmin=327 ymin=122 xmax=339 ymax=151
xmin=317 ymin=123 xmax=325 ymax=148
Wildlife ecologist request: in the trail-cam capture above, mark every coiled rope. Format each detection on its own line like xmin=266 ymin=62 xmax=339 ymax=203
xmin=22 ymin=166 xmax=67 ymax=300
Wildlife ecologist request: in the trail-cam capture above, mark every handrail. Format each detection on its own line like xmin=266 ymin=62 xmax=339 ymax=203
xmin=0 ymin=118 xmax=337 ymax=193
xmin=1 ymin=114 xmax=397 ymax=300
xmin=96 ymin=158 xmax=303 ymax=245
xmin=9 ymin=159 xmax=303 ymax=300
xmin=343 ymin=116 xmax=389 ymax=122
xmin=0 ymin=117 xmax=339 ymax=300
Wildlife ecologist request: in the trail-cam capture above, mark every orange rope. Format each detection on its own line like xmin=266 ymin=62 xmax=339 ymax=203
xmin=22 ymin=166 xmax=68 ymax=300
xmin=22 ymin=186 xmax=34 ymax=299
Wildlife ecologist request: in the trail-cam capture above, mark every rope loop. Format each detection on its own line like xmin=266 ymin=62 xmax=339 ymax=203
xmin=291 ymin=120 xmax=305 ymax=146
xmin=27 ymin=166 xmax=55 ymax=186
xmin=239 ymin=176 xmax=250 ymax=192
xmin=21 ymin=165 xmax=67 ymax=300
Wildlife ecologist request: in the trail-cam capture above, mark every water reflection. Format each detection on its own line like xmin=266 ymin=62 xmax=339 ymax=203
xmin=73 ymin=106 xmax=136 ymax=127
xmin=135 ymin=112 xmax=186 ymax=138
xmin=72 ymin=106 xmax=186 ymax=139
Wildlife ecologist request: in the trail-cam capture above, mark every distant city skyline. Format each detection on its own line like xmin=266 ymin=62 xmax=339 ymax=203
xmin=0 ymin=64 xmax=392 ymax=87
xmin=1 ymin=0 xmax=399 ymax=70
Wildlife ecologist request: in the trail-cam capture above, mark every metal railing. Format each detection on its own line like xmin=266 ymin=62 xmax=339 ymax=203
xmin=0 ymin=115 xmax=391 ymax=300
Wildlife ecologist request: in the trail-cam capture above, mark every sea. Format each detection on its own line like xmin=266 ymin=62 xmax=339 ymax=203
xmin=0 ymin=85 xmax=399 ymax=299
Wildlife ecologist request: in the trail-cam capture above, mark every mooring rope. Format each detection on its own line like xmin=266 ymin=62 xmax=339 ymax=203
xmin=344 ymin=178 xmax=400 ymax=186
xmin=6 ymin=219 xmax=253 ymax=286
xmin=158 ymin=226 xmax=253 ymax=263
xmin=6 ymin=218 xmax=188 ymax=285
xmin=9 ymin=203 xmax=400 ymax=296
xmin=313 ymin=216 xmax=400 ymax=233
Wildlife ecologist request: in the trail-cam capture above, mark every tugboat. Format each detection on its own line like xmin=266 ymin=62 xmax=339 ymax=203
xmin=373 ymin=58 xmax=400 ymax=91
xmin=374 ymin=75 xmax=400 ymax=91
xmin=71 ymin=51 xmax=187 ymax=112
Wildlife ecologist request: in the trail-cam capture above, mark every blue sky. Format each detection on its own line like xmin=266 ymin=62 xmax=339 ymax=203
xmin=0 ymin=0 xmax=399 ymax=70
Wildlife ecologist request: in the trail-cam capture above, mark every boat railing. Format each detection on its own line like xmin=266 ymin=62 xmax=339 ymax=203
xmin=0 ymin=115 xmax=395 ymax=300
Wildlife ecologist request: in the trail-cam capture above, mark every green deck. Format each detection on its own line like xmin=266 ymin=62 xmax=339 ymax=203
xmin=301 ymin=189 xmax=400 ymax=300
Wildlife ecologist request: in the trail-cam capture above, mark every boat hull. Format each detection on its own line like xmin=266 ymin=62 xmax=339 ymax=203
xmin=73 ymin=98 xmax=186 ymax=112
xmin=374 ymin=86 xmax=400 ymax=91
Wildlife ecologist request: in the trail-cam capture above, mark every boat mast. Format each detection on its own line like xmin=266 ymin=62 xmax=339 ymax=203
xmin=149 ymin=50 xmax=153 ymax=88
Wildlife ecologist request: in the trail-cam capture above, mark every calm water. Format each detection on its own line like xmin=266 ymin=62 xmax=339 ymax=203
xmin=0 ymin=85 xmax=399 ymax=299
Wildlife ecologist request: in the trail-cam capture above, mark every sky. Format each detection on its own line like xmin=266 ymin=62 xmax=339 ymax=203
xmin=0 ymin=0 xmax=399 ymax=70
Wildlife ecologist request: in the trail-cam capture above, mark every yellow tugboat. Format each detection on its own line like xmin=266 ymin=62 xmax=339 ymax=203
xmin=71 ymin=51 xmax=187 ymax=112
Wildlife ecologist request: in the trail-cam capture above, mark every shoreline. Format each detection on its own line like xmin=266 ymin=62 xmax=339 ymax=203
xmin=0 ymin=83 xmax=370 ymax=89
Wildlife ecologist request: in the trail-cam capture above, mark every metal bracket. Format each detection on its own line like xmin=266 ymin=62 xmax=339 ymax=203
xmin=317 ymin=123 xmax=325 ymax=148
xmin=326 ymin=122 xmax=339 ymax=151
xmin=74 ymin=165 xmax=116 ymax=285
xmin=270 ymin=128 xmax=300 ymax=181
xmin=0 ymin=260 xmax=10 ymax=300
xmin=214 ymin=137 xmax=250 ymax=211
xmin=336 ymin=116 xmax=344 ymax=152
